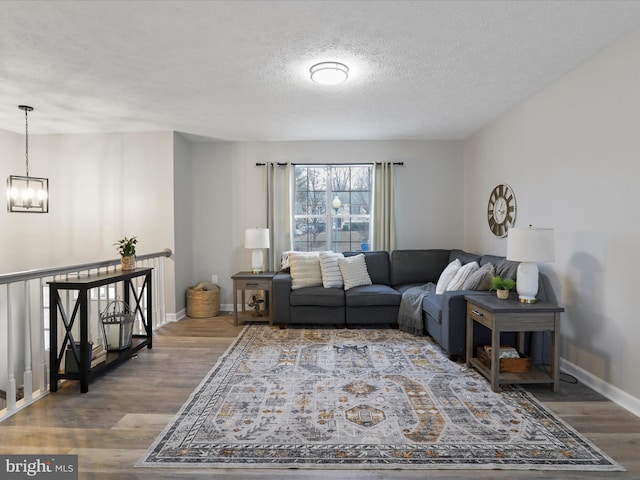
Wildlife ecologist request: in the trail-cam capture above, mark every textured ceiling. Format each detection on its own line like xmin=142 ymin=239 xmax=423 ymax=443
xmin=2 ymin=0 xmax=640 ymax=141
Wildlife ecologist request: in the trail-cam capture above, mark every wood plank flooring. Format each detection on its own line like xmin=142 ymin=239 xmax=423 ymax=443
xmin=1 ymin=313 xmax=639 ymax=479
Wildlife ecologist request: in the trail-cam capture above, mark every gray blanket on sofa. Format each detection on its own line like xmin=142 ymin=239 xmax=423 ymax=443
xmin=397 ymin=283 xmax=436 ymax=336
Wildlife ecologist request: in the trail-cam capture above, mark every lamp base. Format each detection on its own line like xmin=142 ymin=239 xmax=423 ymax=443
xmin=251 ymin=249 xmax=264 ymax=274
xmin=516 ymin=261 xmax=539 ymax=304
xmin=518 ymin=296 xmax=538 ymax=304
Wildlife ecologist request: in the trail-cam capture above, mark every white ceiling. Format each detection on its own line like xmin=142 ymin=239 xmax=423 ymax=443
xmin=2 ymin=0 xmax=640 ymax=141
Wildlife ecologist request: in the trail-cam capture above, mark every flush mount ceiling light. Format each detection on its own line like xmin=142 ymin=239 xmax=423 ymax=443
xmin=310 ymin=62 xmax=349 ymax=85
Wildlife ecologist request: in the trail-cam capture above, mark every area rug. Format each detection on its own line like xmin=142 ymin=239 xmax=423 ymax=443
xmin=137 ymin=325 xmax=623 ymax=471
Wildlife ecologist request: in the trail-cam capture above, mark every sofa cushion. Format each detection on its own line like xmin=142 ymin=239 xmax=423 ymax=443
xmin=449 ymin=249 xmax=482 ymax=266
xmin=446 ymin=261 xmax=479 ymax=291
xmin=496 ymin=259 xmax=519 ymax=281
xmin=338 ymin=254 xmax=372 ymax=290
xmin=319 ymin=251 xmax=344 ymax=288
xmin=461 ymin=262 xmax=495 ymax=290
xmin=345 ymin=284 xmax=401 ymax=307
xmin=435 ymin=259 xmax=461 ymax=294
xmin=480 ymin=254 xmax=504 ymax=267
xmin=289 ymin=286 xmax=345 ymax=307
xmin=345 ymin=251 xmax=391 ymax=285
xmin=390 ymin=249 xmax=451 ymax=286
xmin=423 ymin=293 xmax=443 ymax=324
xmin=289 ymin=252 xmax=322 ymax=290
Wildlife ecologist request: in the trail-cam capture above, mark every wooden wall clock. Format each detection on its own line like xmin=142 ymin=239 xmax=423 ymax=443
xmin=487 ymin=184 xmax=516 ymax=237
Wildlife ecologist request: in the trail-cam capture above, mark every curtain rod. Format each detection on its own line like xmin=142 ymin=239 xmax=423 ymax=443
xmin=255 ymin=162 xmax=404 ymax=166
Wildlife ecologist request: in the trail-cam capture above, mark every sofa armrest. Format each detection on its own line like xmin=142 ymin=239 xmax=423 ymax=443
xmin=272 ymin=272 xmax=291 ymax=325
xmin=440 ymin=290 xmax=494 ymax=358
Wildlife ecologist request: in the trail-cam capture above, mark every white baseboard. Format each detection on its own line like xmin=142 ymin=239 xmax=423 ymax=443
xmin=169 ymin=309 xmax=185 ymax=322
xmin=560 ymin=357 xmax=640 ymax=418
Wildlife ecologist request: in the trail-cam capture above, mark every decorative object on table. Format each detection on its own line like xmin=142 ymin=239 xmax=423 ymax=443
xmin=114 ymin=235 xmax=137 ymax=270
xmin=186 ymin=282 xmax=220 ymax=318
xmin=248 ymin=294 xmax=264 ymax=316
xmin=7 ymin=105 xmax=49 ymax=213
xmin=507 ymin=225 xmax=555 ymax=303
xmin=487 ymin=183 xmax=516 ymax=237
xmin=99 ymin=299 xmax=135 ymax=351
xmin=139 ymin=325 xmax=622 ymax=472
xmin=490 ymin=276 xmax=516 ymax=299
xmin=244 ymin=228 xmax=270 ymax=273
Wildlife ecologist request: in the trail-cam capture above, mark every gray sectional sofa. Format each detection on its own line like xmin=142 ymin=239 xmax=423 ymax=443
xmin=272 ymin=249 xmax=548 ymax=359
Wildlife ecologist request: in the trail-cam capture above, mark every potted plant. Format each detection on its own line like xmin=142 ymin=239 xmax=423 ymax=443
xmin=114 ymin=235 xmax=138 ymax=271
xmin=491 ymin=276 xmax=515 ymax=299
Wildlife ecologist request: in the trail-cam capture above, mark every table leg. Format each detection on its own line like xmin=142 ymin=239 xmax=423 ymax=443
xmin=491 ymin=323 xmax=500 ymax=392
xmin=552 ymin=313 xmax=560 ymax=391
xmin=233 ymin=280 xmax=238 ymax=326
xmin=465 ymin=314 xmax=473 ymax=366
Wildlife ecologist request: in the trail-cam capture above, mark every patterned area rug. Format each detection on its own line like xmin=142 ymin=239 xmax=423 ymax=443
xmin=138 ymin=325 xmax=623 ymax=470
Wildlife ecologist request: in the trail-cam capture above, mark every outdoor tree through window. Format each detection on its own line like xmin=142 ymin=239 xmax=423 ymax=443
xmin=293 ymin=165 xmax=372 ymax=252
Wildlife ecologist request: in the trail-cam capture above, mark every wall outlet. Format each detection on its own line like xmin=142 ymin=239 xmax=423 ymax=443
xmin=211 ymin=274 xmax=218 ymax=284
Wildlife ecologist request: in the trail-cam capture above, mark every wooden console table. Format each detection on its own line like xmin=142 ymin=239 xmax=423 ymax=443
xmin=49 ymin=267 xmax=153 ymax=393
xmin=232 ymin=271 xmax=276 ymax=326
xmin=465 ymin=294 xmax=563 ymax=392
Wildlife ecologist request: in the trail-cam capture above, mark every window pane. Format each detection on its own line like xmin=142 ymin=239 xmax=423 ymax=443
xmin=293 ymin=164 xmax=372 ymax=252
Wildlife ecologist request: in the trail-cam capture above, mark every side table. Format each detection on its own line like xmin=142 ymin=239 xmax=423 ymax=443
xmin=465 ymin=294 xmax=564 ymax=392
xmin=232 ymin=271 xmax=276 ymax=326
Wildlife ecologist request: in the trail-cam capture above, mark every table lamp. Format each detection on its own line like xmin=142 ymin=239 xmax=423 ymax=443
xmin=245 ymin=228 xmax=270 ymax=274
xmin=506 ymin=226 xmax=554 ymax=303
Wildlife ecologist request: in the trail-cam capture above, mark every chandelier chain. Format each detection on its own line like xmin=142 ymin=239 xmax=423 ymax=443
xmin=24 ymin=107 xmax=29 ymax=177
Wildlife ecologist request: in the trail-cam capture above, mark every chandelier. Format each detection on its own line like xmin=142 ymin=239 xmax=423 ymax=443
xmin=7 ymin=105 xmax=49 ymax=213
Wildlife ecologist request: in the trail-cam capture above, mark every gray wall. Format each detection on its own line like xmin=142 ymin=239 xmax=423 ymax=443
xmin=173 ymin=133 xmax=194 ymax=313
xmin=464 ymin=29 xmax=640 ymax=412
xmin=187 ymin=140 xmax=463 ymax=308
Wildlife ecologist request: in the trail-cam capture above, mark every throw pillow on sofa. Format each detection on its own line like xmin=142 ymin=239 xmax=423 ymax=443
xmin=446 ymin=261 xmax=479 ymax=291
xmin=461 ymin=262 xmax=495 ymax=290
xmin=435 ymin=259 xmax=461 ymax=294
xmin=338 ymin=254 xmax=372 ymax=290
xmin=289 ymin=252 xmax=322 ymax=290
xmin=319 ymin=251 xmax=344 ymax=288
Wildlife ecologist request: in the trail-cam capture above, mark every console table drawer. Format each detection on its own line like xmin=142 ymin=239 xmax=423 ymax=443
xmin=467 ymin=304 xmax=494 ymax=328
xmin=235 ymin=278 xmax=270 ymax=290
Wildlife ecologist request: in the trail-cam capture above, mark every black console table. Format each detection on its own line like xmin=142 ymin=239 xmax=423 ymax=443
xmin=49 ymin=267 xmax=153 ymax=393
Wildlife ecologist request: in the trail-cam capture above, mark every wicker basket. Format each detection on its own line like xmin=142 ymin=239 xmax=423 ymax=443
xmin=187 ymin=282 xmax=220 ymax=318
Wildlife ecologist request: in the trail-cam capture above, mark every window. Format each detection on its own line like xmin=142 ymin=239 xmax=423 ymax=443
xmin=293 ymin=165 xmax=372 ymax=252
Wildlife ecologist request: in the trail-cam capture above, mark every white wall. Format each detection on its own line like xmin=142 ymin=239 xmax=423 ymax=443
xmin=464 ymin=29 xmax=640 ymax=412
xmin=188 ymin=140 xmax=463 ymax=306
xmin=0 ymin=130 xmax=177 ymax=313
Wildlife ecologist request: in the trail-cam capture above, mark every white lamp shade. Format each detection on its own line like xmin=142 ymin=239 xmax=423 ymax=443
xmin=506 ymin=227 xmax=555 ymax=262
xmin=244 ymin=228 xmax=270 ymax=249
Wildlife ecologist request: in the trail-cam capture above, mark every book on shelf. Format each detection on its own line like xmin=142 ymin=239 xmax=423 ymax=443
xmin=65 ymin=342 xmax=107 ymax=373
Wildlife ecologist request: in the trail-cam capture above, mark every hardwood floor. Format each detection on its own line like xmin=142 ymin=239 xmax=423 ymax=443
xmin=2 ymin=314 xmax=639 ymax=479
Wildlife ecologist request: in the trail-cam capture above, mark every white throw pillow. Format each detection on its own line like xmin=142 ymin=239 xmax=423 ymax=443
xmin=289 ymin=252 xmax=322 ymax=290
xmin=446 ymin=261 xmax=479 ymax=291
xmin=319 ymin=251 xmax=344 ymax=288
xmin=435 ymin=259 xmax=462 ymax=294
xmin=338 ymin=254 xmax=372 ymax=291
xmin=280 ymin=251 xmax=294 ymax=271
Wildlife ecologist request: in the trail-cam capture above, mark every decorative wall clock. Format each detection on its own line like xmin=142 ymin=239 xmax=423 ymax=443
xmin=487 ymin=184 xmax=516 ymax=237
